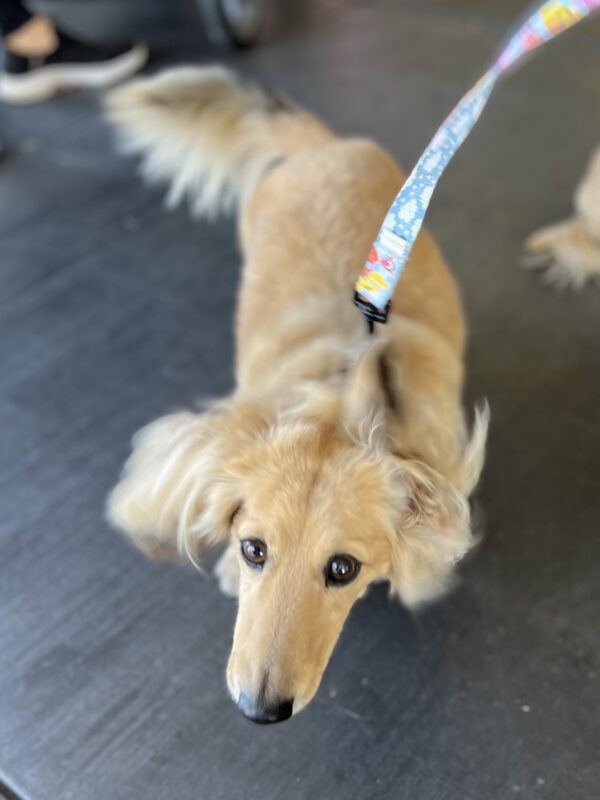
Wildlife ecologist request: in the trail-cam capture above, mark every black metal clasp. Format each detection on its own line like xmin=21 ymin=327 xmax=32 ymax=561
xmin=353 ymin=291 xmax=391 ymax=335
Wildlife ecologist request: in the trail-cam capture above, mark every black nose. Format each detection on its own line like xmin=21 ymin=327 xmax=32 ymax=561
xmin=237 ymin=693 xmax=294 ymax=724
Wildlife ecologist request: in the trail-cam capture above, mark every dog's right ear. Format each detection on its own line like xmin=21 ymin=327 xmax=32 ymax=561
xmin=106 ymin=403 xmax=270 ymax=562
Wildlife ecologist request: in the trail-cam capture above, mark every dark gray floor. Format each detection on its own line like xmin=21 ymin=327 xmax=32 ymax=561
xmin=1 ymin=2 xmax=600 ymax=799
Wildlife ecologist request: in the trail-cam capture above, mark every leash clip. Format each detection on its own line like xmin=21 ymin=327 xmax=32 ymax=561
xmin=353 ymin=291 xmax=391 ymax=334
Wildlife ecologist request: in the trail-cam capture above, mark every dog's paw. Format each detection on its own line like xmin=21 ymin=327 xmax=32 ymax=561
xmin=522 ymin=217 xmax=600 ymax=290
xmin=214 ymin=545 xmax=240 ymax=598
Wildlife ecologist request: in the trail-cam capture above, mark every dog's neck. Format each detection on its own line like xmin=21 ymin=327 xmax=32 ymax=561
xmin=234 ymin=292 xmax=467 ymax=483
xmin=235 ymin=290 xmax=366 ymax=394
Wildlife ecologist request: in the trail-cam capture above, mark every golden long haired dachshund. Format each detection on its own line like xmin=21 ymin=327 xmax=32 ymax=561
xmin=105 ymin=67 xmax=488 ymax=724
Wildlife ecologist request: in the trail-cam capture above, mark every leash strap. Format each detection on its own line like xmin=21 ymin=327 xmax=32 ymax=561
xmin=354 ymin=0 xmax=600 ymax=326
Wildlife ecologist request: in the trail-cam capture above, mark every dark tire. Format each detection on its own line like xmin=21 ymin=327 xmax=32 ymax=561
xmin=199 ymin=0 xmax=268 ymax=48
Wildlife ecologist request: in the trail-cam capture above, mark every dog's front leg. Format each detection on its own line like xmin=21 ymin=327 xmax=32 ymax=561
xmin=214 ymin=541 xmax=240 ymax=598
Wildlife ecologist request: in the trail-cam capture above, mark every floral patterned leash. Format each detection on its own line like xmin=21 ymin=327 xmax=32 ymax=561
xmin=354 ymin=0 xmax=600 ymax=329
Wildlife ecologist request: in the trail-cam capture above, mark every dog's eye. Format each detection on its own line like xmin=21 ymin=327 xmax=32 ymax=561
xmin=325 ymin=554 xmax=360 ymax=587
xmin=241 ymin=539 xmax=267 ymax=568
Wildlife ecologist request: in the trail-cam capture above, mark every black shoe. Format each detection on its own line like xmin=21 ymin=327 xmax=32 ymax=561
xmin=0 ymin=30 xmax=148 ymax=104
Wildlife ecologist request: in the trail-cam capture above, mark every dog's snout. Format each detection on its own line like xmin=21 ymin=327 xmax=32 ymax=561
xmin=237 ymin=692 xmax=293 ymax=724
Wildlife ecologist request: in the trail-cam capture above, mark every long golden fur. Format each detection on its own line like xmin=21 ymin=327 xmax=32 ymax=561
xmin=105 ymin=66 xmax=488 ymax=723
xmin=524 ymin=144 xmax=600 ymax=287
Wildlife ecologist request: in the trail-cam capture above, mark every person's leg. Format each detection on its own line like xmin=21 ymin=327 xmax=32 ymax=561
xmin=0 ymin=1 xmax=147 ymax=104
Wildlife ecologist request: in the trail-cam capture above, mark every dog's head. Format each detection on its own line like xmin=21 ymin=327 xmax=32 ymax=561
xmin=107 ymin=340 xmax=488 ymax=723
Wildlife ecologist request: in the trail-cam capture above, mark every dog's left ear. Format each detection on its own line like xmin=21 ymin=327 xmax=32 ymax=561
xmin=386 ymin=457 xmax=474 ymax=606
xmin=386 ymin=408 xmax=488 ymax=606
xmin=106 ymin=402 xmax=270 ymax=562
xmin=342 ymin=338 xmax=489 ymax=606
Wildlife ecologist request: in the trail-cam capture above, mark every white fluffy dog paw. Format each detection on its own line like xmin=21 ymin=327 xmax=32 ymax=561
xmin=214 ymin=545 xmax=240 ymax=598
xmin=523 ymin=217 xmax=600 ymax=290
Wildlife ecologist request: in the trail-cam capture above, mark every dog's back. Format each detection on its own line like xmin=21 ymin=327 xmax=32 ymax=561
xmin=106 ymin=67 xmax=465 ymax=385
